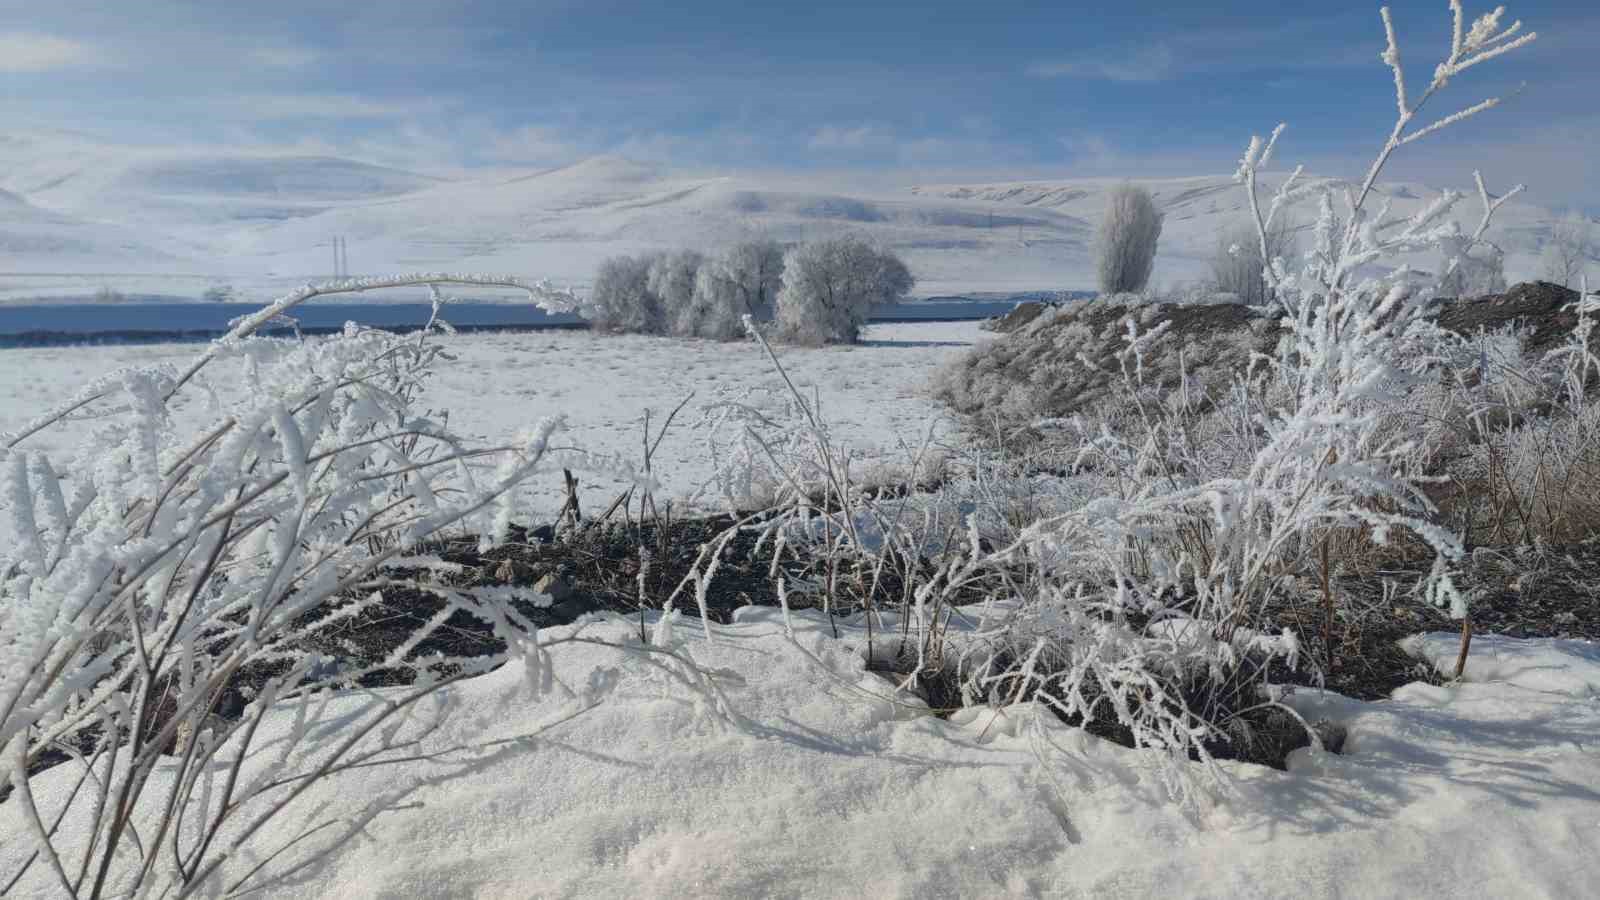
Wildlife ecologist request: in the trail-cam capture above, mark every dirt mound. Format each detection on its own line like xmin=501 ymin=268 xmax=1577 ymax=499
xmin=933 ymin=294 xmax=1279 ymax=427
xmin=937 ymin=283 xmax=1592 ymax=431
xmin=1430 ymin=281 xmax=1584 ymax=354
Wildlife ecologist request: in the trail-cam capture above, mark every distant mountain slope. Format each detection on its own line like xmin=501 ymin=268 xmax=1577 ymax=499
xmin=0 ymin=132 xmax=443 ymax=232
xmin=213 ymin=157 xmax=1097 ymax=294
xmin=0 ymin=130 xmax=1575 ymax=302
xmin=0 ymin=185 xmax=174 ymax=265
xmin=912 ymin=174 xmax=1560 ymax=285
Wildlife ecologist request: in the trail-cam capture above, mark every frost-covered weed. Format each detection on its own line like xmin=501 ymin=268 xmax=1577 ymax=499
xmin=0 ymin=274 xmax=671 ymax=898
xmin=924 ymin=1 xmax=1540 ymax=801
xmin=1438 ymin=280 xmax=1600 ymax=543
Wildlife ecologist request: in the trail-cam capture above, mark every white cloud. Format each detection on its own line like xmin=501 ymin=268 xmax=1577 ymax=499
xmin=242 ymin=94 xmax=445 ymax=120
xmin=807 ymin=124 xmax=894 ymax=151
xmin=1028 ymin=45 xmax=1176 ymax=83
xmin=0 ymin=33 xmax=97 ymax=72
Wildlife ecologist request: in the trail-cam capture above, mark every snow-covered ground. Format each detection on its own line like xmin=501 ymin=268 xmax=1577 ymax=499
xmin=0 ymin=320 xmax=986 ymax=522
xmin=6 ymin=321 xmax=1600 ymax=899
xmin=4 ymin=604 xmax=1596 ymax=898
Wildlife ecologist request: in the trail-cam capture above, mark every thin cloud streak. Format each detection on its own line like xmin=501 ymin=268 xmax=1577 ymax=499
xmin=0 ymin=32 xmax=99 ymax=71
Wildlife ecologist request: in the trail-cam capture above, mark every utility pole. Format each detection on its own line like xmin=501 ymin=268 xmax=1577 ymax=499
xmin=331 ymin=236 xmax=349 ymax=278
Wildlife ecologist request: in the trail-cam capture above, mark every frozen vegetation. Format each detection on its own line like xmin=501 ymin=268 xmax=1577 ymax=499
xmin=3 ymin=5 xmax=1600 ymax=899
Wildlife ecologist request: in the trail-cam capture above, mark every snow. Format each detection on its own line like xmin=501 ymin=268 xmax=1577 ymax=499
xmin=914 ymin=173 xmax=1564 ymax=288
xmin=4 ymin=603 xmax=1596 ymax=898
xmin=0 ymin=321 xmax=984 ymax=523
xmin=0 ymin=130 xmax=1571 ymax=302
xmin=5 ymin=321 xmax=1600 ymax=899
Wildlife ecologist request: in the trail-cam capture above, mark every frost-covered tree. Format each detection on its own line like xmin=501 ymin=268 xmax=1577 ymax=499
xmin=684 ymin=262 xmax=750 ymax=340
xmin=719 ymin=238 xmax=785 ymax=321
xmin=1096 ymin=184 xmax=1163 ymax=295
xmin=586 ymin=253 xmax=665 ymax=333
xmin=1210 ymin=216 xmax=1295 ymax=307
xmin=646 ymin=250 xmax=706 ymax=337
xmin=1542 ymin=211 xmax=1594 ymax=288
xmin=679 ymin=240 xmax=786 ymax=341
xmin=775 ymin=236 xmax=913 ymax=344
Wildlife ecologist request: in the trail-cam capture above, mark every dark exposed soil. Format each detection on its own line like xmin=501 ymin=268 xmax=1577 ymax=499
xmin=1429 ymin=281 xmax=1584 ymax=356
xmin=8 ymin=509 xmax=1596 ymax=806
xmin=233 ymin=514 xmax=1600 ymax=775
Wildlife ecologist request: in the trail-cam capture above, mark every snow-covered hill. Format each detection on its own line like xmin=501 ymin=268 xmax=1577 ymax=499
xmin=913 ymin=173 xmax=1561 ymax=287
xmin=0 ymin=131 xmax=1573 ymax=303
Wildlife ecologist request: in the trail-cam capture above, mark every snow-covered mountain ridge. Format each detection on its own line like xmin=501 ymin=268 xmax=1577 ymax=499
xmin=0 ymin=131 xmax=1571 ymax=303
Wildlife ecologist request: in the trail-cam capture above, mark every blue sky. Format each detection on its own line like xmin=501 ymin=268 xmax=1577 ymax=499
xmin=1 ymin=0 xmax=1595 ymax=209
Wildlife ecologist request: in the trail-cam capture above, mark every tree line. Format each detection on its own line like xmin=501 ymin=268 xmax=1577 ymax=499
xmin=585 ymin=235 xmax=913 ymax=344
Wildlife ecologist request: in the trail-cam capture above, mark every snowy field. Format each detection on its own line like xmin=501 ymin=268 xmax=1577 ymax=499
xmin=6 ymin=320 xmax=1600 ymax=899
xmin=0 ymin=320 xmax=985 ymax=522
xmin=4 ymin=604 xmax=1597 ymax=899
xmin=5 ymin=319 xmax=1600 ymax=900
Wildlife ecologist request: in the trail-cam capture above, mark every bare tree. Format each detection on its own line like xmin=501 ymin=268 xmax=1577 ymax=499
xmin=1211 ymin=216 xmax=1295 ymax=307
xmin=1542 ymin=212 xmax=1594 ymax=288
xmin=1096 ymin=184 xmax=1164 ymax=295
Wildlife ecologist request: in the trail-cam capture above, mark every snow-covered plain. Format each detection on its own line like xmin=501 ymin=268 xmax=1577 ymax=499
xmin=0 ymin=321 xmax=984 ymax=523
xmin=4 ymin=603 xmax=1597 ymax=899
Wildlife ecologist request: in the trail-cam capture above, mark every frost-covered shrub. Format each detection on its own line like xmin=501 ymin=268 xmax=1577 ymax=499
xmin=775 ymin=236 xmax=913 ymax=345
xmin=1429 ymin=286 xmax=1600 ymax=544
xmin=587 ymin=253 xmax=665 ymax=333
xmin=0 ymin=274 xmax=667 ymax=898
xmin=1095 ymin=184 xmax=1163 ymax=296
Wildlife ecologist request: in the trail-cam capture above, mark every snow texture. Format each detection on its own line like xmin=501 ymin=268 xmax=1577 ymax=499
xmin=4 ymin=604 xmax=1596 ymax=898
